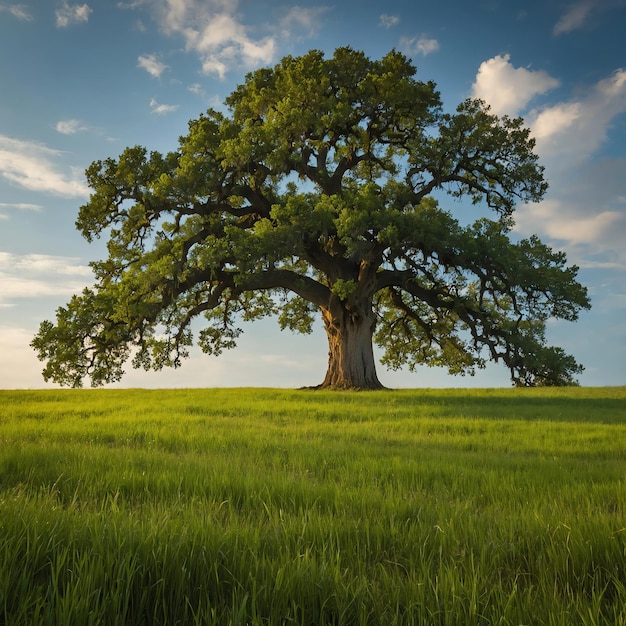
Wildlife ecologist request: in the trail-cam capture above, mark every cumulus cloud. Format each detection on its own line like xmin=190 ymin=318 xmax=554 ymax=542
xmin=0 ymin=135 xmax=89 ymax=197
xmin=380 ymin=13 xmax=400 ymax=28
xmin=138 ymin=53 xmax=168 ymax=78
xmin=124 ymin=1 xmax=328 ymax=78
xmin=184 ymin=12 xmax=274 ymax=78
xmin=400 ymin=34 xmax=440 ymax=56
xmin=149 ymin=98 xmax=179 ymax=114
xmin=145 ymin=0 xmax=276 ymax=79
xmin=472 ymin=54 xmax=560 ymax=116
xmin=0 ymin=3 xmax=33 ymax=20
xmin=470 ymin=54 xmax=626 ymax=270
xmin=56 ymin=1 xmax=92 ymax=27
xmin=528 ymin=69 xmax=626 ymax=167
xmin=510 ymin=70 xmax=626 ymax=269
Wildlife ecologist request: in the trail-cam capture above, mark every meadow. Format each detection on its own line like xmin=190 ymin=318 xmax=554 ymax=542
xmin=0 ymin=386 xmax=625 ymax=625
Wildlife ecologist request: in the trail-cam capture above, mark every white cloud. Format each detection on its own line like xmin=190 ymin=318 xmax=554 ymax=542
xmin=471 ymin=54 xmax=560 ymax=116
xmin=380 ymin=13 xmax=400 ymax=28
xmin=125 ymin=0 xmax=328 ymax=78
xmin=0 ymin=135 xmax=89 ymax=197
xmin=0 ymin=202 xmax=42 ymax=211
xmin=56 ymin=1 xmax=92 ymax=27
xmin=116 ymin=0 xmax=147 ymax=8
xmin=56 ymin=119 xmax=89 ymax=135
xmin=137 ymin=53 xmax=168 ymax=78
xmin=0 ymin=253 xmax=92 ymax=305
xmin=0 ymin=3 xmax=33 ymax=20
xmin=470 ymin=57 xmax=626 ymax=271
xmin=530 ymin=102 xmax=582 ymax=141
xmin=149 ymin=0 xmax=276 ymax=78
xmin=509 ymin=69 xmax=626 ymax=271
xmin=279 ymin=6 xmax=328 ymax=38
xmin=149 ymin=98 xmax=179 ymax=114
xmin=522 ymin=157 xmax=626 ymax=253
xmin=400 ymin=35 xmax=440 ymax=57
xmin=554 ymin=1 xmax=594 ymax=35
xmin=199 ymin=56 xmax=228 ymax=79
xmin=528 ymin=69 xmax=626 ymax=167
xmin=0 ymin=202 xmax=41 ymax=220
xmin=1 ymin=253 xmax=92 ymax=276
xmin=184 ymin=12 xmax=275 ymax=76
xmin=553 ymin=0 xmax=626 ymax=36
xmin=238 ymin=37 xmax=275 ymax=65
xmin=515 ymin=201 xmax=624 ymax=249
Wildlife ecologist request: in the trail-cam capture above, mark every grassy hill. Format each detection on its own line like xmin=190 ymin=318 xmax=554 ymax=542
xmin=1 ymin=387 xmax=625 ymax=625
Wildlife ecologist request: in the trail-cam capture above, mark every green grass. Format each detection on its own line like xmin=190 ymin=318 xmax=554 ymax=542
xmin=0 ymin=386 xmax=625 ymax=625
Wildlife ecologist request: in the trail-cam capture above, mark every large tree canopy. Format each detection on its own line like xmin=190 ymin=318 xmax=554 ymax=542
xmin=32 ymin=48 xmax=590 ymax=389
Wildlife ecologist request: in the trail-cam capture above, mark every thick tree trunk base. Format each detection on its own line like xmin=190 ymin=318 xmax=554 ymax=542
xmin=307 ymin=381 xmax=388 ymax=391
xmin=316 ymin=304 xmax=385 ymax=390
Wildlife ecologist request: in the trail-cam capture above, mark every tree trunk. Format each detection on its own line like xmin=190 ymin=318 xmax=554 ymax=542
xmin=318 ymin=300 xmax=384 ymax=390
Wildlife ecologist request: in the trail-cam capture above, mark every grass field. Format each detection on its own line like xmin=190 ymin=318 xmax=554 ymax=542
xmin=0 ymin=386 xmax=625 ymax=625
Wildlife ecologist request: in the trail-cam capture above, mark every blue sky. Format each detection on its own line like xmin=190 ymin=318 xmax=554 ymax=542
xmin=1 ymin=0 xmax=625 ymax=389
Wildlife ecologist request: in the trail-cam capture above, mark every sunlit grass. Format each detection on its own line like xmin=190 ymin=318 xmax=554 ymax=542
xmin=1 ymin=387 xmax=625 ymax=624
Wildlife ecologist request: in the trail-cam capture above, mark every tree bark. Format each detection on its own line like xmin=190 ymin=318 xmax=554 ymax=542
xmin=318 ymin=299 xmax=385 ymax=390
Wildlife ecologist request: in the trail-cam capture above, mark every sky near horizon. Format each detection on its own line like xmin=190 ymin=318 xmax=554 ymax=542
xmin=0 ymin=0 xmax=625 ymax=389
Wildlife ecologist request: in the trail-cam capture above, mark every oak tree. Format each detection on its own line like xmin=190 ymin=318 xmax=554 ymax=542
xmin=32 ymin=48 xmax=590 ymax=389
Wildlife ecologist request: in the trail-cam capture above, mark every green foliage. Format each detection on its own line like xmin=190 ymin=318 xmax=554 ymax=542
xmin=1 ymin=387 xmax=625 ymax=624
xmin=32 ymin=47 xmax=590 ymax=388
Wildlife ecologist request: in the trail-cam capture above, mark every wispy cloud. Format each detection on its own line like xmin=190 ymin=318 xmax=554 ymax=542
xmin=0 ymin=252 xmax=92 ymax=305
xmin=380 ymin=14 xmax=400 ymax=28
xmin=117 ymin=2 xmax=147 ymax=29
xmin=0 ymin=3 xmax=33 ymax=20
xmin=0 ymin=202 xmax=42 ymax=219
xmin=553 ymin=0 xmax=626 ymax=35
xmin=0 ymin=202 xmax=43 ymax=211
xmin=149 ymin=98 xmax=179 ymax=115
xmin=471 ymin=54 xmax=560 ymax=116
xmin=56 ymin=119 xmax=89 ymax=135
xmin=279 ymin=6 xmax=328 ymax=39
xmin=400 ymin=34 xmax=439 ymax=56
xmin=116 ymin=0 xmax=146 ymax=8
xmin=0 ymin=135 xmax=89 ymax=197
xmin=137 ymin=53 xmax=168 ymax=78
xmin=554 ymin=1 xmax=594 ymax=35
xmin=56 ymin=1 xmax=92 ymax=27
